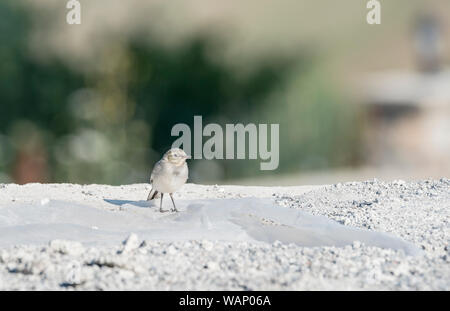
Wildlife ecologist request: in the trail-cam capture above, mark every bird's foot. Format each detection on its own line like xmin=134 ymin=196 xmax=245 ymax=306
xmin=171 ymin=208 xmax=179 ymax=213
xmin=159 ymin=208 xmax=169 ymax=213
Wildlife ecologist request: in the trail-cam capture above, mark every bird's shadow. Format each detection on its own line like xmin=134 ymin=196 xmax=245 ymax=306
xmin=104 ymin=199 xmax=154 ymax=209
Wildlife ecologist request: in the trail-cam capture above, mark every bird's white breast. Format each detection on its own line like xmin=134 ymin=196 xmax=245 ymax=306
xmin=152 ymin=162 xmax=188 ymax=194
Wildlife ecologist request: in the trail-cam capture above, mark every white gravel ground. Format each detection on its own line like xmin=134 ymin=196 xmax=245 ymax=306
xmin=0 ymin=179 xmax=448 ymax=290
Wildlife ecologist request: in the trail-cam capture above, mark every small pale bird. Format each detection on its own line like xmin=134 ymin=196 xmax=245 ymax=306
xmin=147 ymin=148 xmax=190 ymax=212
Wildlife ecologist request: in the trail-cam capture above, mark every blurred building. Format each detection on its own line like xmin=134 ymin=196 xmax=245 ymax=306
xmin=364 ymin=70 xmax=450 ymax=170
xmin=362 ymin=14 xmax=450 ymax=174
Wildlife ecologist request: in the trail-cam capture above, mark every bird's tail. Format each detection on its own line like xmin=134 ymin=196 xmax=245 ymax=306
xmin=147 ymin=188 xmax=161 ymax=201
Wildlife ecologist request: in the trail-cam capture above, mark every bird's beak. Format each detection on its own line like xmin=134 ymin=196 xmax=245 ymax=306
xmin=184 ymin=155 xmax=191 ymax=159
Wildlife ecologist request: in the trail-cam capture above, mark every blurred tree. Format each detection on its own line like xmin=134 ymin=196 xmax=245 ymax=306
xmin=0 ymin=1 xmax=85 ymax=183
xmin=0 ymin=1 xmax=296 ymax=184
xmin=0 ymin=2 xmax=84 ymax=136
xmin=0 ymin=0 xmax=362 ymax=185
xmin=127 ymin=38 xmax=294 ymax=154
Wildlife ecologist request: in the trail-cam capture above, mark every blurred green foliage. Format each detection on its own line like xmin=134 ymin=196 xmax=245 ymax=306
xmin=0 ymin=0 xmax=362 ymax=185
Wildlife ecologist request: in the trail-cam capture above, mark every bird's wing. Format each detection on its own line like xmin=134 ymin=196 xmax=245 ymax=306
xmin=148 ymin=160 xmax=165 ymax=200
xmin=150 ymin=160 xmax=164 ymax=184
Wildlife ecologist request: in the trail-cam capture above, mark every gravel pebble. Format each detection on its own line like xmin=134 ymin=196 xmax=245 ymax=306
xmin=0 ymin=179 xmax=448 ymax=290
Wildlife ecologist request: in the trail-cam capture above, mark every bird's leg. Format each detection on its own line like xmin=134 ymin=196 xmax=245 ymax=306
xmin=159 ymin=193 xmax=168 ymax=213
xmin=169 ymin=193 xmax=179 ymax=212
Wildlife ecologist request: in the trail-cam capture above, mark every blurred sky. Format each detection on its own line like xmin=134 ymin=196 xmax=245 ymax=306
xmin=27 ymin=1 xmax=450 ymax=73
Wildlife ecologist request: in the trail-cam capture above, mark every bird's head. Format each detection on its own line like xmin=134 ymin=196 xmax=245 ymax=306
xmin=164 ymin=148 xmax=190 ymax=166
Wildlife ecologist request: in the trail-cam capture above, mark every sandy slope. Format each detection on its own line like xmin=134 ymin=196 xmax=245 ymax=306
xmin=0 ymin=180 xmax=448 ymax=290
